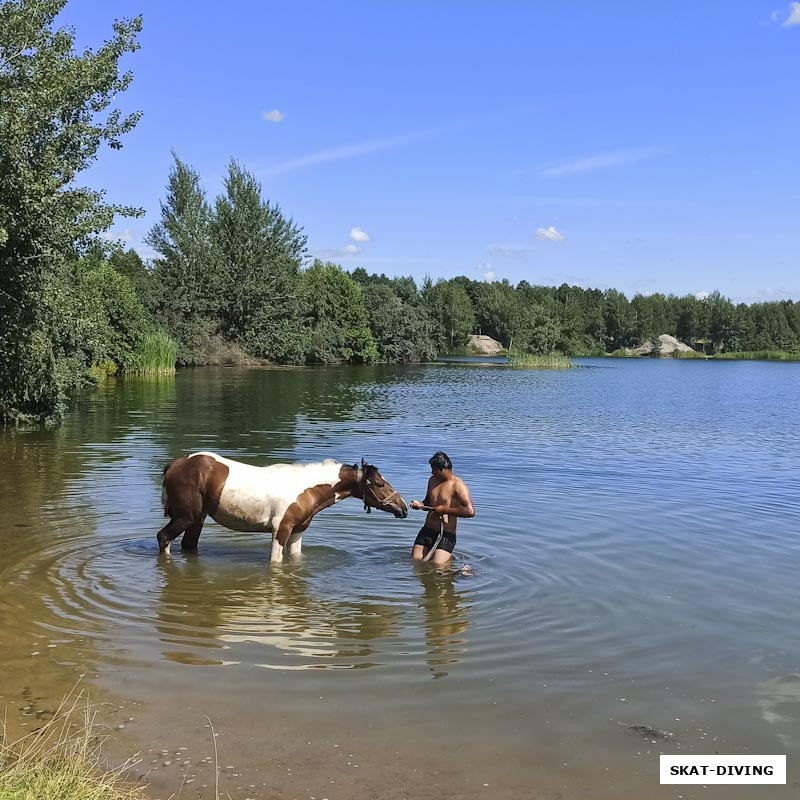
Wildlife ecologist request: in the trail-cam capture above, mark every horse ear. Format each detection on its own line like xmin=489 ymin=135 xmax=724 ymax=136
xmin=361 ymin=457 xmax=368 ymax=469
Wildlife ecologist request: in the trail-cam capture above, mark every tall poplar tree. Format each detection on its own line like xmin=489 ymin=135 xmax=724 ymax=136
xmin=146 ymin=153 xmax=215 ymax=363
xmin=211 ymin=160 xmax=307 ymax=360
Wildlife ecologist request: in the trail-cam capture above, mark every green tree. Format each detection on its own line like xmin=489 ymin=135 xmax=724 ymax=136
xmin=302 ymin=260 xmax=377 ymax=363
xmin=0 ymin=0 xmax=142 ymax=423
xmin=424 ymin=279 xmax=475 ymax=351
xmin=603 ymin=289 xmax=636 ymax=350
xmin=211 ymin=160 xmax=307 ymax=360
xmin=362 ymin=283 xmax=436 ymax=362
xmin=146 ymin=153 xmax=216 ymax=363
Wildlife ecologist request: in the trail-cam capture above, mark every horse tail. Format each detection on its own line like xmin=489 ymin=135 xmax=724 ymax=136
xmin=161 ymin=464 xmax=171 ymax=517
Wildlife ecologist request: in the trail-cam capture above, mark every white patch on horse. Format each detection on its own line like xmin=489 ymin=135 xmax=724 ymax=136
xmin=189 ymin=452 xmax=342 ymax=533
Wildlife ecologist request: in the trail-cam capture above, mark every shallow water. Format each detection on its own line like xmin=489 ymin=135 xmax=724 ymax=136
xmin=1 ymin=359 xmax=799 ymax=798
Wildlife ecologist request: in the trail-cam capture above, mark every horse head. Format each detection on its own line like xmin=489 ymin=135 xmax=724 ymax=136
xmin=359 ymin=458 xmax=408 ymax=518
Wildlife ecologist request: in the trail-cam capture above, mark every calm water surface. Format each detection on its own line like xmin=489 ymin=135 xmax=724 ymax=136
xmin=1 ymin=359 xmax=799 ymax=799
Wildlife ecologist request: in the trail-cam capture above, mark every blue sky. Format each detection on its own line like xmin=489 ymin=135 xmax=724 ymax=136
xmin=60 ymin=1 xmax=799 ymax=302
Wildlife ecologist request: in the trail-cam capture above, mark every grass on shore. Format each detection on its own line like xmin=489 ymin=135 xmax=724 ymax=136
xmin=714 ymin=350 xmax=800 ymax=361
xmin=669 ymin=349 xmax=708 ymax=359
xmin=0 ymin=691 xmax=146 ymax=800
xmin=508 ymin=352 xmax=575 ymax=369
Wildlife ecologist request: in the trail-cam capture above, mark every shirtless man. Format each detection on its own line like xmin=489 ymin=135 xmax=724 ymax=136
xmin=410 ymin=451 xmax=475 ymax=564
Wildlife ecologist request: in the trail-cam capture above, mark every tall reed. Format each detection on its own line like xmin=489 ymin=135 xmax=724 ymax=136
xmin=714 ymin=350 xmax=800 ymax=361
xmin=508 ymin=352 xmax=575 ymax=369
xmin=670 ymin=350 xmax=707 ymax=359
xmin=133 ymin=330 xmax=177 ymax=373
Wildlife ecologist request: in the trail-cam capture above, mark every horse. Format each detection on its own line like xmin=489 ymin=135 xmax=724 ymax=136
xmin=158 ymin=452 xmax=408 ymax=563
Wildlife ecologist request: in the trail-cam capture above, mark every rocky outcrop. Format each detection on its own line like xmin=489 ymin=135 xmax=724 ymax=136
xmin=467 ymin=334 xmax=503 ymax=355
xmin=633 ymin=334 xmax=694 ymax=356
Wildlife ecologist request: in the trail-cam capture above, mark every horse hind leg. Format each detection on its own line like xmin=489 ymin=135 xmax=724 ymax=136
xmin=157 ymin=516 xmax=192 ymax=555
xmin=180 ymin=517 xmax=205 ymax=552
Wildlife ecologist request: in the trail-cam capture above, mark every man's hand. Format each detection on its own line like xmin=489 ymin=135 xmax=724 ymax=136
xmin=410 ymin=499 xmax=424 ymax=510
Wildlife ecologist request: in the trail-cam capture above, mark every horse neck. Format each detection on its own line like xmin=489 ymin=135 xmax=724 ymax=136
xmin=336 ymin=465 xmax=362 ymax=502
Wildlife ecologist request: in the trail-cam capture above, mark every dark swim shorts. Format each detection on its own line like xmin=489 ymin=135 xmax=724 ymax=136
xmin=414 ymin=525 xmax=456 ymax=554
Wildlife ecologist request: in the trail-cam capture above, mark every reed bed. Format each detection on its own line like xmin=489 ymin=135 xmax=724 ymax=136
xmin=714 ymin=350 xmax=800 ymax=361
xmin=508 ymin=352 xmax=575 ymax=369
xmin=134 ymin=331 xmax=177 ymax=374
xmin=669 ymin=350 xmax=708 ymax=359
xmin=0 ymin=692 xmax=146 ymax=800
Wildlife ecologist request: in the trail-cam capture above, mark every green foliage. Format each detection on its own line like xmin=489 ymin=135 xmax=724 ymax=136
xmin=210 ymin=160 xmax=307 ymax=359
xmin=42 ymin=256 xmax=163 ymax=378
xmin=145 ymin=153 xmax=216 ymax=363
xmin=302 ymin=261 xmax=377 ymax=363
xmin=353 ymin=271 xmax=436 ymax=361
xmin=108 ymin=247 xmax=154 ymax=307
xmin=423 ymin=279 xmax=475 ymax=350
xmin=0 ymin=0 xmax=142 ymax=423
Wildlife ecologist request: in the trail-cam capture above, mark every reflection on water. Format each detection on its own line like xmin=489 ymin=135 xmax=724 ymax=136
xmin=415 ymin=565 xmax=471 ymax=679
xmin=154 ymin=554 xmax=399 ymax=668
xmin=2 ymin=361 xmax=800 ymax=798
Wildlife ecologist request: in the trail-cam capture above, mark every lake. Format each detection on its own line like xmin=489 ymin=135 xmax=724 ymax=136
xmin=1 ymin=358 xmax=799 ymax=799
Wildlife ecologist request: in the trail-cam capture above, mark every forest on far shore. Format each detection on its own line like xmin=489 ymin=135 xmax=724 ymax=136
xmin=3 ymin=2 xmax=799 ymax=426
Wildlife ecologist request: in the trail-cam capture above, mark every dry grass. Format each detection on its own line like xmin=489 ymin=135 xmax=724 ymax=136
xmin=0 ymin=690 xmax=146 ymax=800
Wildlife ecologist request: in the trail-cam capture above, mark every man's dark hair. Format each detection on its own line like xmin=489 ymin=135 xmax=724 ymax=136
xmin=429 ymin=451 xmax=452 ymax=471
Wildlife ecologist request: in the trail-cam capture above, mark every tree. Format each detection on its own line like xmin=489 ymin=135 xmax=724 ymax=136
xmin=363 ymin=283 xmax=436 ymax=362
xmin=0 ymin=0 xmax=142 ymax=423
xmin=302 ymin=261 xmax=377 ymax=363
xmin=424 ymin=279 xmax=475 ymax=351
xmin=146 ymin=153 xmax=215 ymax=363
xmin=210 ymin=160 xmax=307 ymax=360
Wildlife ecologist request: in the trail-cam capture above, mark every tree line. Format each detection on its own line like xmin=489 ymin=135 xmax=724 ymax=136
xmin=3 ymin=1 xmax=799 ymax=425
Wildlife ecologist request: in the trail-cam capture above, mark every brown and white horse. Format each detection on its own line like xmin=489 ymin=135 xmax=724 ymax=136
xmin=158 ymin=452 xmax=408 ymax=562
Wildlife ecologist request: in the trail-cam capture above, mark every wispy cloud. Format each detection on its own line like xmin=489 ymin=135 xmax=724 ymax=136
xmin=694 ymin=290 xmax=710 ymax=301
xmin=263 ymin=130 xmax=432 ymax=176
xmin=539 ymin=146 xmax=665 ymax=177
xmin=535 ymin=226 xmax=565 ymax=242
xmin=342 ymin=244 xmax=360 ymax=255
xmin=262 ymin=109 xmax=285 ymax=122
xmin=785 ymin=2 xmax=800 ymax=25
xmin=486 ymin=245 xmax=527 ymax=259
xmin=350 ymin=227 xmax=370 ymax=243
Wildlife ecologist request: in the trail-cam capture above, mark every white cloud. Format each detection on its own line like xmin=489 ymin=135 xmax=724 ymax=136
xmin=350 ymin=227 xmax=370 ymax=242
xmin=262 ymin=109 xmax=285 ymax=122
xmin=694 ymin=290 xmax=710 ymax=301
xmin=535 ymin=226 xmax=565 ymax=242
xmin=785 ymin=2 xmax=800 ymax=24
xmin=342 ymin=244 xmax=361 ymax=255
xmin=476 ymin=261 xmax=495 ymax=281
xmin=540 ymin=147 xmax=664 ymax=177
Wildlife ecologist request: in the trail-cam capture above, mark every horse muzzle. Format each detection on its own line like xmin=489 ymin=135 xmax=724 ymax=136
xmin=392 ymin=500 xmax=409 ymax=519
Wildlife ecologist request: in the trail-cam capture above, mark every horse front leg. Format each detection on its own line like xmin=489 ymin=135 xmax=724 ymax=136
xmin=270 ymin=533 xmax=284 ymax=564
xmin=287 ymin=531 xmax=303 ymax=557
